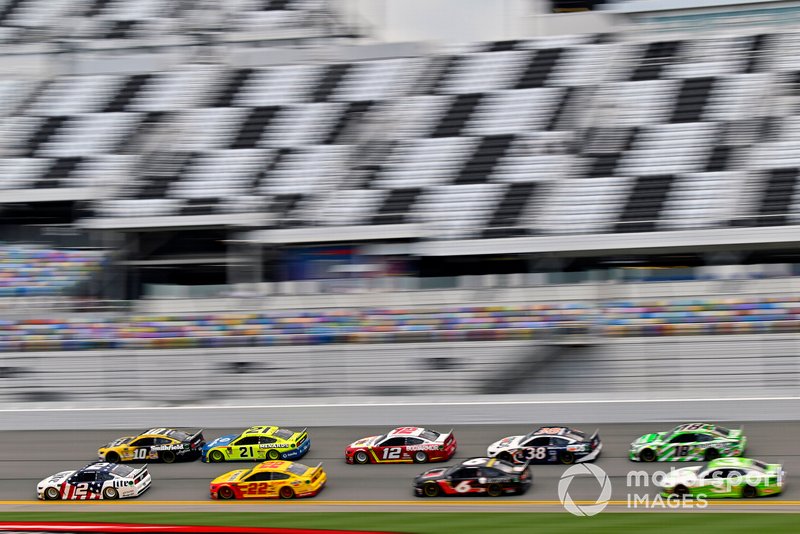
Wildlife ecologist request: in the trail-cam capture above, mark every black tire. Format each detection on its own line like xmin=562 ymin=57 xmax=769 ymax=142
xmin=105 ymin=452 xmax=120 ymax=464
xmin=487 ymin=484 xmax=503 ymax=497
xmin=423 ymin=482 xmax=440 ymax=497
xmin=559 ymin=451 xmax=575 ymax=465
xmin=218 ymin=486 xmax=235 ymax=500
xmin=674 ymin=485 xmax=689 ymax=496
xmin=354 ymin=450 xmax=369 ymax=464
xmin=279 ymin=486 xmax=295 ymax=500
xmin=742 ymin=485 xmax=758 ymax=498
xmin=639 ymin=449 xmax=656 ymax=463
xmin=413 ymin=451 xmax=428 ymax=464
xmin=160 ymin=450 xmax=176 ymax=464
xmin=102 ymin=487 xmax=119 ymax=500
xmin=704 ymin=449 xmax=719 ymax=461
xmin=43 ymin=487 xmax=61 ymax=500
xmin=267 ymin=449 xmax=281 ymax=461
xmin=209 ymin=450 xmax=224 ymax=463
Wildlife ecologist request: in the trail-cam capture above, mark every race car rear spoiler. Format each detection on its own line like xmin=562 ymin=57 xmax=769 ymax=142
xmin=131 ymin=464 xmax=149 ymax=482
xmin=188 ymin=429 xmax=205 ymax=447
xmin=589 ymin=429 xmax=600 ymax=448
xmin=442 ymin=429 xmax=455 ymax=442
xmin=310 ymin=462 xmax=324 ymax=481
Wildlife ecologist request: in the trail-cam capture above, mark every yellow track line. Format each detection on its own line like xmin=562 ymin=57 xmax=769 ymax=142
xmin=3 ymin=500 xmax=800 ymax=506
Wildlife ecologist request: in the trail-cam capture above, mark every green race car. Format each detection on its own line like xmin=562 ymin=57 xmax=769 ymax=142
xmin=630 ymin=423 xmax=746 ymax=462
xmin=659 ymin=457 xmax=785 ymax=498
xmin=201 ymin=426 xmax=310 ymax=462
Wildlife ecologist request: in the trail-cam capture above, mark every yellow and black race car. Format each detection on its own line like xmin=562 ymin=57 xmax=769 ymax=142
xmin=98 ymin=428 xmax=205 ymax=464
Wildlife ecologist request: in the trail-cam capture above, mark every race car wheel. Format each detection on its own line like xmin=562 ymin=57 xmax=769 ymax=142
xmin=559 ymin=451 xmax=575 ymax=465
xmin=673 ymin=485 xmax=689 ymax=496
xmin=218 ymin=486 xmax=235 ymax=500
xmin=44 ymin=487 xmax=61 ymax=500
xmin=639 ymin=449 xmax=656 ymax=462
xmin=267 ymin=449 xmax=281 ymax=461
xmin=413 ymin=451 xmax=428 ymax=464
xmin=279 ymin=486 xmax=295 ymax=499
xmin=742 ymin=485 xmax=758 ymax=498
xmin=209 ymin=450 xmax=224 ymax=463
xmin=487 ymin=484 xmax=503 ymax=497
xmin=704 ymin=449 xmax=719 ymax=461
xmin=423 ymin=482 xmax=440 ymax=497
xmin=105 ymin=452 xmax=120 ymax=464
xmin=354 ymin=451 xmax=370 ymax=464
xmin=102 ymin=487 xmax=119 ymax=500
xmin=160 ymin=450 xmax=176 ymax=464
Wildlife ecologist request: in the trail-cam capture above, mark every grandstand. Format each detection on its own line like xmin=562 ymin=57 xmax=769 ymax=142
xmin=2 ymin=0 xmax=800 ymax=403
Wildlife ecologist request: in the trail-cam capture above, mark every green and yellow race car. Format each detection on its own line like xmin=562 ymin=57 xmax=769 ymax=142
xmin=658 ymin=457 xmax=785 ymax=498
xmin=201 ymin=426 xmax=310 ymax=463
xmin=629 ymin=423 xmax=746 ymax=462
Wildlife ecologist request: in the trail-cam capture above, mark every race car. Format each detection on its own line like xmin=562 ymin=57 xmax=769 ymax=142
xmin=202 ymin=426 xmax=310 ymax=463
xmin=414 ymin=457 xmax=531 ymax=497
xmin=98 ymin=427 xmax=205 ymax=464
xmin=37 ymin=462 xmax=151 ymax=500
xmin=210 ymin=460 xmax=326 ymax=500
xmin=658 ymin=458 xmax=785 ymax=498
xmin=345 ymin=426 xmax=456 ymax=464
xmin=629 ymin=423 xmax=746 ymax=462
xmin=486 ymin=426 xmax=601 ymax=465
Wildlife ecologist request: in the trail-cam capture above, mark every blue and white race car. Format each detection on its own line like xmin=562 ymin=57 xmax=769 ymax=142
xmin=486 ymin=426 xmax=602 ymax=465
xmin=37 ymin=462 xmax=151 ymax=500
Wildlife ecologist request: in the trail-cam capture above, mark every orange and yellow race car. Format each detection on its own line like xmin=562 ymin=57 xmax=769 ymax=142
xmin=209 ymin=460 xmax=326 ymax=500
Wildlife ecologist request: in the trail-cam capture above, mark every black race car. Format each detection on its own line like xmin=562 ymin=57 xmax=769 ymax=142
xmin=486 ymin=426 xmax=601 ymax=465
xmin=413 ymin=457 xmax=531 ymax=497
xmin=98 ymin=428 xmax=205 ymax=463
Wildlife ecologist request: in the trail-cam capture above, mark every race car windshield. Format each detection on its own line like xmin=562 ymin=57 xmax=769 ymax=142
xmin=419 ymin=430 xmax=440 ymax=442
xmin=714 ymin=426 xmax=731 ymax=437
xmin=111 ymin=465 xmax=135 ymax=477
xmin=753 ymin=460 xmax=769 ymax=470
xmin=286 ymin=463 xmax=310 ymax=476
xmin=273 ymin=428 xmax=294 ymax=440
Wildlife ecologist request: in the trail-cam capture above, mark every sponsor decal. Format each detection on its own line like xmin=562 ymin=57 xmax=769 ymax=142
xmin=151 ymin=444 xmax=186 ymax=451
xmin=406 ymin=445 xmax=440 ymax=451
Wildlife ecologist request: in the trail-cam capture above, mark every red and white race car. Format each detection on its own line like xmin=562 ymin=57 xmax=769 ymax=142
xmin=345 ymin=426 xmax=456 ymax=464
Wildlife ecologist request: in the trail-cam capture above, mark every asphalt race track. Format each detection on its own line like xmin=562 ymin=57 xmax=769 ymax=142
xmin=1 ymin=423 xmax=799 ymax=512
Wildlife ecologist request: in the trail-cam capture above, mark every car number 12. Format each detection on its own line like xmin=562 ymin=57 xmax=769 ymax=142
xmin=382 ymin=447 xmax=401 ymax=460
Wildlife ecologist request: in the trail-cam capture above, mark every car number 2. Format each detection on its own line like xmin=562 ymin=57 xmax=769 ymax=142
xmin=382 ymin=447 xmax=402 ymax=460
xmin=74 ymin=482 xmax=89 ymax=498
